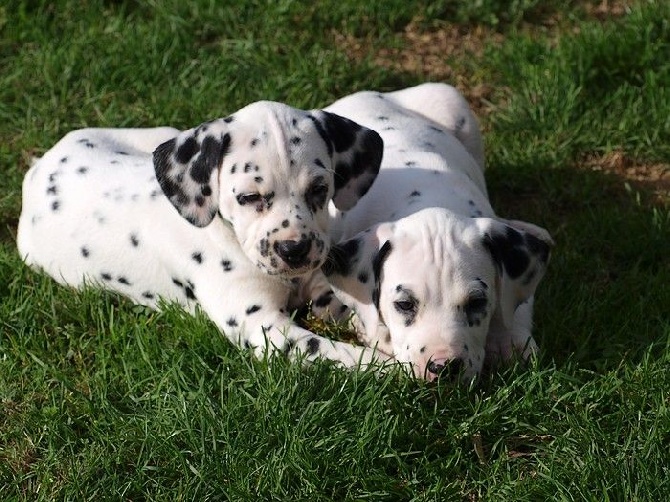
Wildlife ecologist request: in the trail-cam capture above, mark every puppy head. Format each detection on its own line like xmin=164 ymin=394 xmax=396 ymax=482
xmin=324 ymin=208 xmax=553 ymax=382
xmin=153 ymin=102 xmax=382 ymax=278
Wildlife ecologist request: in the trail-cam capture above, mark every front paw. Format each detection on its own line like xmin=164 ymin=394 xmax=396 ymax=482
xmin=310 ymin=289 xmax=352 ymax=322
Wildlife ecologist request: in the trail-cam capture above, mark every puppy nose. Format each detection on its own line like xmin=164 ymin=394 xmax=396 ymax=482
xmin=274 ymin=239 xmax=312 ymax=266
xmin=427 ymin=359 xmax=463 ymax=379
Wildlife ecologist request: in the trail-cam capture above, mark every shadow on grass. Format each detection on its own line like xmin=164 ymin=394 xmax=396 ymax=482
xmin=486 ymin=161 xmax=669 ymax=372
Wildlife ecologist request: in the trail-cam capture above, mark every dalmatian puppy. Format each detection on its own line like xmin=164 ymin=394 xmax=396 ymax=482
xmin=323 ymin=83 xmax=554 ymax=381
xmin=17 ymin=100 xmax=390 ymax=369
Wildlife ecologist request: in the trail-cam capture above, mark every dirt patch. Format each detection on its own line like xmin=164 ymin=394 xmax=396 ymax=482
xmin=333 ymin=21 xmax=502 ymax=118
xmin=582 ymin=0 xmax=631 ymax=20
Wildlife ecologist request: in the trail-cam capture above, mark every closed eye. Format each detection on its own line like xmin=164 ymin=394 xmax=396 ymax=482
xmin=236 ymin=193 xmax=262 ymax=205
xmin=393 ymin=299 xmax=417 ymax=314
xmin=306 ymin=179 xmax=329 ymax=211
xmin=464 ymin=294 xmax=488 ymax=317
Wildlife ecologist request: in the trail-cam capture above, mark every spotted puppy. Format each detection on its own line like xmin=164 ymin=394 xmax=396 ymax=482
xmin=324 ymin=83 xmax=554 ymax=381
xmin=17 ymin=100 xmax=388 ymax=368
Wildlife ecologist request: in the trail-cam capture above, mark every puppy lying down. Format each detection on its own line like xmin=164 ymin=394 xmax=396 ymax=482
xmin=324 ymin=83 xmax=554 ymax=381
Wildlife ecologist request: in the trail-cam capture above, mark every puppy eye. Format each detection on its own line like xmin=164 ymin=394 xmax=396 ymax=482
xmin=306 ymin=182 xmax=329 ymax=210
xmin=464 ymin=294 xmax=487 ymax=316
xmin=310 ymin=184 xmax=328 ymax=197
xmin=236 ymin=193 xmax=262 ymax=205
xmin=394 ymin=299 xmax=417 ymax=314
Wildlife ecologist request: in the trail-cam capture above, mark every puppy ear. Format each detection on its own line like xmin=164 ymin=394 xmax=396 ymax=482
xmin=309 ymin=111 xmax=383 ymax=211
xmin=323 ymin=223 xmax=394 ymax=342
xmin=478 ymin=218 xmax=554 ymax=329
xmin=153 ymin=119 xmax=232 ymax=227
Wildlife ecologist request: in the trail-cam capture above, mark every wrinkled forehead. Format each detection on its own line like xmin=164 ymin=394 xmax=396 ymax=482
xmin=223 ymin=102 xmax=333 ymax=175
xmin=383 ymin=217 xmax=495 ymax=293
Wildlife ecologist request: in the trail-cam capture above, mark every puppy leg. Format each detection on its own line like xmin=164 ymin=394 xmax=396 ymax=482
xmin=292 ymin=270 xmax=352 ymax=322
xmin=192 ymin=267 xmax=391 ymax=369
xmin=485 ymin=298 xmax=538 ymax=366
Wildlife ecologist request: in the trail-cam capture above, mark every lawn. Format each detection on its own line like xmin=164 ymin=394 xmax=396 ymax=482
xmin=1 ymin=0 xmax=669 ymax=500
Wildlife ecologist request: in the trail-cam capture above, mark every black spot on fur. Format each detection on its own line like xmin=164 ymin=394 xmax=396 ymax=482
xmin=357 ymin=271 xmax=369 ymax=284
xmin=184 ymin=285 xmax=196 ymax=300
xmin=307 ymin=115 xmax=333 ymax=157
xmin=372 ymin=241 xmax=392 ymax=284
xmin=130 ymin=234 xmax=139 ymax=247
xmin=323 ymin=238 xmax=360 ymax=276
xmin=334 ymin=130 xmax=383 ymax=193
xmin=483 ymin=227 xmax=531 ymax=279
xmin=372 ymin=241 xmax=393 ymax=309
xmin=175 ymin=137 xmax=199 ymax=165
xmin=192 ymin=252 xmax=203 ymax=264
xmin=314 ymin=291 xmax=334 ymax=308
xmin=51 ymin=200 xmax=60 ymax=211
xmin=226 ymin=317 xmax=238 ymax=327
xmin=118 ymin=277 xmax=131 ymax=285
xmin=525 ymin=233 xmax=551 ymax=264
xmin=190 ymin=133 xmax=231 ymax=184
xmin=246 ymin=305 xmax=262 ymax=315
xmin=410 ymin=190 xmax=421 ymax=197
xmin=142 ymin=291 xmax=155 ymax=300
xmin=101 ymin=272 xmax=112 ymax=281
xmin=306 ymin=337 xmax=320 ymax=355
xmin=221 ymin=260 xmax=233 ymax=272
xmin=259 ymin=238 xmax=270 ymax=258
xmin=81 ymin=247 xmax=90 ymax=258
xmin=283 ymin=338 xmax=296 ymax=355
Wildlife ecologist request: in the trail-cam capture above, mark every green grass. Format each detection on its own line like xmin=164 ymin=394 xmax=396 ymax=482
xmin=1 ymin=0 xmax=669 ymax=499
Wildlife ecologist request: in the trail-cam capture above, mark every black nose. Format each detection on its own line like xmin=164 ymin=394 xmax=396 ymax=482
xmin=427 ymin=359 xmax=463 ymax=379
xmin=274 ymin=239 xmax=312 ymax=267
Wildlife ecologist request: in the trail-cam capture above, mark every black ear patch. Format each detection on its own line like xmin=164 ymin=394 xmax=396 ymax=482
xmin=342 ymin=130 xmax=384 ymax=199
xmin=315 ymin=111 xmax=361 ymax=153
xmin=153 ymin=124 xmax=231 ymax=228
xmin=371 ymin=241 xmax=392 ymax=309
xmin=483 ymin=226 xmax=550 ymax=279
xmin=323 ymin=238 xmax=361 ymax=277
xmin=309 ymin=111 xmax=383 ymax=211
xmin=175 ymin=136 xmax=199 ymax=164
xmin=190 ymin=134 xmax=231 ymax=184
